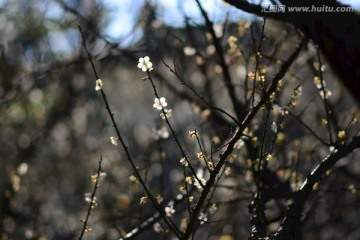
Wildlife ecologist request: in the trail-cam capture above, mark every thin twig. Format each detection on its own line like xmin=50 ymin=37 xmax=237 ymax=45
xmin=79 ymin=156 xmax=103 ymax=240
xmin=182 ymin=38 xmax=307 ymax=240
xmin=78 ymin=26 xmax=181 ymax=238
xmin=159 ymin=56 xmax=241 ymax=126
xmin=317 ymin=47 xmax=334 ymax=145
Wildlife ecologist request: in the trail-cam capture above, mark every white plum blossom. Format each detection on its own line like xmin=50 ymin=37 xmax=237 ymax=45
xmin=209 ymin=203 xmax=218 ymax=214
xmin=153 ymin=125 xmax=169 ymax=140
xmin=280 ymin=107 xmax=289 ymax=116
xmin=329 ymin=146 xmax=337 ymax=153
xmin=153 ymin=97 xmax=168 ymax=110
xmin=110 ymin=136 xmax=118 ymax=146
xmin=234 ymin=139 xmax=244 ymax=149
xmin=271 ymin=121 xmax=278 ymax=133
xmin=95 ymin=79 xmax=103 ymax=91
xmin=153 ymin=222 xmax=162 ymax=233
xmin=99 ymin=172 xmax=107 ymax=179
xmin=294 ymin=86 xmax=303 ymax=97
xmin=180 ymin=157 xmax=189 ymax=167
xmin=194 ymin=168 xmax=206 ymax=188
xmin=160 ymin=108 xmax=172 ymax=119
xmin=183 ymin=46 xmax=196 ymax=56
xmin=17 ymin=163 xmax=28 ymax=176
xmin=165 ymin=204 xmax=175 ymax=217
xmin=84 ymin=192 xmax=96 ymax=203
xmin=137 ymin=56 xmax=153 ymax=72
xmin=194 ymin=177 xmax=206 ymax=189
xmin=319 ymin=89 xmax=332 ymax=99
xmin=198 ymin=212 xmax=208 ymax=224
xmin=139 ymin=196 xmax=148 ymax=206
xmin=156 ymin=195 xmax=163 ymax=204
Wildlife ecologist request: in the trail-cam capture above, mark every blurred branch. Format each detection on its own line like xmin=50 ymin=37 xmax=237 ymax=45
xmin=79 ymin=156 xmax=103 ymax=240
xmin=274 ymin=135 xmax=360 ymax=240
xmin=224 ymin=0 xmax=288 ymax=21
xmin=159 ymin=56 xmax=241 ymax=126
xmin=195 ymin=0 xmax=245 ymax=120
xmin=288 ymin=111 xmax=329 ymax=146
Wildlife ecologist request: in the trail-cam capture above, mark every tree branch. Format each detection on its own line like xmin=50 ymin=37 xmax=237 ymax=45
xmin=182 ymin=38 xmax=307 ymax=240
xmin=274 ymin=136 xmax=360 ymax=240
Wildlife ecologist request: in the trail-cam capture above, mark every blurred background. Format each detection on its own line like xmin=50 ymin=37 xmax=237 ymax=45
xmin=0 ymin=0 xmax=359 ymax=239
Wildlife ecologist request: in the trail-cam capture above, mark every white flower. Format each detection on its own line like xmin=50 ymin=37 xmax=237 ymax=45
xmin=160 ymin=108 xmax=172 ymax=119
xmin=280 ymin=107 xmax=289 ymax=116
xmin=156 ymin=195 xmax=163 ymax=204
xmin=184 ymin=46 xmax=196 ymax=56
xmin=180 ymin=157 xmax=189 ymax=167
xmin=198 ymin=212 xmax=208 ymax=224
xmin=294 ymin=86 xmax=303 ymax=97
xmin=165 ymin=204 xmax=175 ymax=217
xmin=156 ymin=125 xmax=169 ymax=139
xmin=271 ymin=121 xmax=278 ymax=133
xmin=209 ymin=203 xmax=218 ymax=214
xmin=137 ymin=56 xmax=153 ymax=72
xmin=194 ymin=177 xmax=206 ymax=189
xmin=139 ymin=196 xmax=148 ymax=206
xmin=95 ymin=79 xmax=103 ymax=91
xmin=110 ymin=136 xmax=118 ymax=146
xmin=194 ymin=168 xmax=206 ymax=188
xmin=99 ymin=172 xmax=107 ymax=180
xmin=319 ymin=89 xmax=332 ymax=99
xmin=329 ymin=146 xmax=337 ymax=153
xmin=188 ymin=130 xmax=198 ymax=139
xmin=234 ymin=139 xmax=244 ymax=149
xmin=225 ymin=167 xmax=231 ymax=176
xmin=17 ymin=163 xmax=28 ymax=176
xmin=84 ymin=192 xmax=96 ymax=203
xmin=153 ymin=222 xmax=162 ymax=233
xmin=153 ymin=97 xmax=168 ymax=110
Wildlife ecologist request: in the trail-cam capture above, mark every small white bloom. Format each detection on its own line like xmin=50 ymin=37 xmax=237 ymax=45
xmin=319 ymin=89 xmax=332 ymax=99
xmin=153 ymin=222 xmax=162 ymax=233
xmin=153 ymin=97 xmax=168 ymax=110
xmin=188 ymin=130 xmax=198 ymax=139
xmin=194 ymin=168 xmax=206 ymax=188
xmin=110 ymin=136 xmax=118 ymax=146
xmin=271 ymin=121 xmax=278 ymax=133
xmin=99 ymin=172 xmax=107 ymax=180
xmin=139 ymin=196 xmax=148 ymax=206
xmin=225 ymin=167 xmax=231 ymax=176
xmin=156 ymin=125 xmax=169 ymax=139
xmin=165 ymin=204 xmax=175 ymax=217
xmin=84 ymin=192 xmax=96 ymax=203
xmin=17 ymin=163 xmax=28 ymax=176
xmin=198 ymin=212 xmax=208 ymax=224
xmin=294 ymin=86 xmax=303 ymax=97
xmin=183 ymin=46 xmax=196 ymax=56
xmin=207 ymin=162 xmax=214 ymax=171
xmin=280 ymin=107 xmax=289 ymax=116
xmin=95 ymin=79 xmax=103 ymax=91
xmin=209 ymin=203 xmax=218 ymax=214
xmin=234 ymin=139 xmax=244 ymax=149
xmin=156 ymin=195 xmax=163 ymax=204
xmin=180 ymin=157 xmax=189 ymax=167
xmin=194 ymin=177 xmax=206 ymax=189
xmin=137 ymin=56 xmax=153 ymax=72
xmin=160 ymin=108 xmax=172 ymax=119
xmin=329 ymin=146 xmax=337 ymax=153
